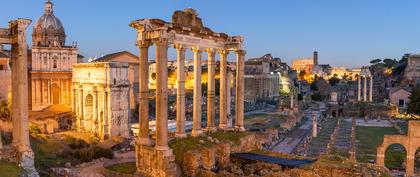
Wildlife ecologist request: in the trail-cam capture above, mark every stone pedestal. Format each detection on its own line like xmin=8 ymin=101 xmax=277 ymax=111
xmin=136 ymin=145 xmax=180 ymax=177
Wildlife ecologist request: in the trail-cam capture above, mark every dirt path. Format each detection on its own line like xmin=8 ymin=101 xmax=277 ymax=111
xmin=74 ymin=151 xmax=136 ymax=177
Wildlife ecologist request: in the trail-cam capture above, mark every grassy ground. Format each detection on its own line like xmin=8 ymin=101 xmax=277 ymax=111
xmin=106 ymin=162 xmax=136 ymax=174
xmin=244 ymin=113 xmax=286 ymax=130
xmin=169 ymin=131 xmax=250 ymax=165
xmin=0 ymin=161 xmax=21 ymax=177
xmin=355 ymin=126 xmax=399 ymax=163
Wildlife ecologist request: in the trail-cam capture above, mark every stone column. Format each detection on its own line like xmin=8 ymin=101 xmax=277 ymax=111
xmin=137 ymin=41 xmax=151 ymax=145
xmin=290 ymin=92 xmax=294 ymax=109
xmin=219 ymin=50 xmax=229 ymax=129
xmin=13 ymin=19 xmax=32 ymax=153
xmin=47 ymin=80 xmax=51 ymax=104
xmin=72 ymin=88 xmax=77 ymax=112
xmin=363 ymin=76 xmax=367 ymax=102
xmin=94 ymin=88 xmax=99 ymax=135
xmin=11 ymin=45 xmax=19 ymax=147
xmin=235 ymin=50 xmax=245 ymax=131
xmin=154 ymin=39 xmax=169 ymax=150
xmin=78 ymin=87 xmax=84 ymax=131
xmin=174 ymin=44 xmax=186 ymax=138
xmin=102 ymin=89 xmax=109 ymax=140
xmin=357 ymin=76 xmax=361 ymax=101
xmin=312 ymin=114 xmax=317 ymax=138
xmin=31 ymin=80 xmax=35 ymax=107
xmin=206 ymin=48 xmax=216 ymax=131
xmin=369 ymin=76 xmax=373 ymax=102
xmin=191 ymin=46 xmax=203 ymax=137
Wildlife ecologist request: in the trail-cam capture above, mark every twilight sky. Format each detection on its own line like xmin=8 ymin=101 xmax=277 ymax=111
xmin=1 ymin=0 xmax=420 ymax=67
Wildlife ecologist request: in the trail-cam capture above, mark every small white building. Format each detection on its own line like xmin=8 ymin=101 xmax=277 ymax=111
xmin=72 ymin=62 xmax=130 ymax=140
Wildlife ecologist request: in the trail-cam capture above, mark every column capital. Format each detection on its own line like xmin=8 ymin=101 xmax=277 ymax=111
xmin=235 ymin=49 xmax=246 ymax=55
xmin=191 ymin=46 xmax=202 ymax=53
xmin=205 ymin=48 xmax=216 ymax=57
xmin=153 ymin=38 xmax=170 ymax=47
xmin=218 ymin=49 xmax=229 ymax=56
xmin=136 ymin=40 xmax=152 ymax=48
xmin=173 ymin=44 xmax=185 ymax=51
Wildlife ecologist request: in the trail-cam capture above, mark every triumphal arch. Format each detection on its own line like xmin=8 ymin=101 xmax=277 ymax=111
xmin=130 ymin=9 xmax=246 ymax=176
xmin=377 ymin=121 xmax=420 ymax=176
xmin=0 ymin=19 xmax=39 ymax=176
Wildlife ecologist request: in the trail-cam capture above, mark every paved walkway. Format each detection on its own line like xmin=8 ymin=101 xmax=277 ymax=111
xmin=271 ymin=102 xmax=325 ymax=154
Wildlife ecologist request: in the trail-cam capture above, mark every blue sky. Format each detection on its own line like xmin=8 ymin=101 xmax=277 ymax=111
xmin=1 ymin=0 xmax=420 ymax=67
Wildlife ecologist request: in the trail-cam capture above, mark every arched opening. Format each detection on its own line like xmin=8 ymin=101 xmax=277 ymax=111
xmin=384 ymin=143 xmax=407 ymax=172
xmin=51 ymin=83 xmax=60 ymax=104
xmin=415 ymin=147 xmax=420 ymax=175
xmin=84 ymin=94 xmax=93 ymax=120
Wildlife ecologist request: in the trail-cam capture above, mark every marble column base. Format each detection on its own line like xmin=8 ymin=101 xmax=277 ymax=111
xmin=191 ymin=129 xmax=203 ymax=137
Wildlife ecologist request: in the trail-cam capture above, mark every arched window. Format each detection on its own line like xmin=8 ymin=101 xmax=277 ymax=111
xmin=53 ymin=59 xmax=57 ymax=69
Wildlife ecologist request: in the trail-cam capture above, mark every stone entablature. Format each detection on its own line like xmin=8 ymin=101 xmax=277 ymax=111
xmin=376 ymin=121 xmax=420 ymax=176
xmin=130 ymin=9 xmax=243 ymax=51
xmin=72 ymin=62 xmax=130 ymax=139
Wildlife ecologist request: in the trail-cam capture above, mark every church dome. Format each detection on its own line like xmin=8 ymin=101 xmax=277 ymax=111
xmin=35 ymin=12 xmax=64 ymax=31
xmin=32 ymin=0 xmax=66 ymax=47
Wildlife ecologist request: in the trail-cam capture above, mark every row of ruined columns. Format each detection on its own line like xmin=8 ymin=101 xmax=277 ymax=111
xmin=357 ymin=75 xmax=373 ymax=102
xmin=136 ymin=39 xmax=245 ymax=151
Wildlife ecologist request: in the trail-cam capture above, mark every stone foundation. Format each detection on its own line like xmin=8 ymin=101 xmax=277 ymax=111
xmin=136 ymin=144 xmax=180 ymax=177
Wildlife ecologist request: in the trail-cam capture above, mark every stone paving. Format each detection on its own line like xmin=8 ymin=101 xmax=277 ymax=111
xmin=305 ymin=117 xmax=337 ymax=157
xmin=332 ymin=118 xmax=352 ymax=157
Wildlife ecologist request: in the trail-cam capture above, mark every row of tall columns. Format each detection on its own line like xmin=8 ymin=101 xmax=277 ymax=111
xmin=357 ymin=76 xmax=373 ymax=102
xmin=136 ymin=40 xmax=245 ymax=152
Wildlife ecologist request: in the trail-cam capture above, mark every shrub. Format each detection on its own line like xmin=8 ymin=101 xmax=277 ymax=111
xmin=73 ymin=147 xmax=95 ymax=162
xmin=73 ymin=146 xmax=114 ymax=162
xmin=93 ymin=146 xmax=114 ymax=159
xmin=29 ymin=124 xmax=41 ymax=135
xmin=64 ymin=136 xmax=89 ymax=149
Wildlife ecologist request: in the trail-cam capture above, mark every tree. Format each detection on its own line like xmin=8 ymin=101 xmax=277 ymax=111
xmin=383 ymin=58 xmax=397 ymax=68
xmin=328 ymin=76 xmax=340 ymax=86
xmin=407 ymin=88 xmax=420 ymax=116
xmin=370 ymin=59 xmax=382 ymax=64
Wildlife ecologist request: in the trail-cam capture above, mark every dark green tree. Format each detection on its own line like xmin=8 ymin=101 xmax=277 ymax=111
xmin=407 ymin=88 xmax=420 ymax=115
xmin=370 ymin=59 xmax=382 ymax=64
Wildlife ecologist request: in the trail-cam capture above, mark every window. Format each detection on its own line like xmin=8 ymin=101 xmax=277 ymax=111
xmin=53 ymin=59 xmax=57 ymax=69
xmin=398 ymin=99 xmax=404 ymax=107
xmin=43 ymin=57 xmax=47 ymax=65
xmin=0 ymin=65 xmax=4 ymax=70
